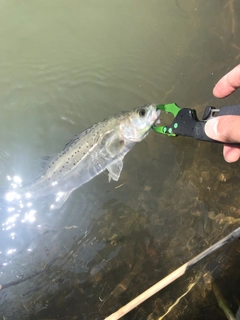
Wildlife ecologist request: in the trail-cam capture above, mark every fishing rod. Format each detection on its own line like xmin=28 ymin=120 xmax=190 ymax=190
xmin=105 ymin=226 xmax=240 ymax=320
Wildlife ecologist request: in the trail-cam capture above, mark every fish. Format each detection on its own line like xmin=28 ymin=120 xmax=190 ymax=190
xmin=5 ymin=104 xmax=160 ymax=209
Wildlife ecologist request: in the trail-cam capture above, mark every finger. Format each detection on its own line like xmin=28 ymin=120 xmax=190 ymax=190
xmin=205 ymin=115 xmax=240 ymax=143
xmin=213 ymin=64 xmax=240 ymax=98
xmin=223 ymin=145 xmax=240 ymax=163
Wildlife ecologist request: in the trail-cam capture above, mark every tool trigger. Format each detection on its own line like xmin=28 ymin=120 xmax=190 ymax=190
xmin=202 ymin=106 xmax=220 ymax=121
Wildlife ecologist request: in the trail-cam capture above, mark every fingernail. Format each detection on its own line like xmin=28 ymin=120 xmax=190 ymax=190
xmin=205 ymin=117 xmax=219 ymax=139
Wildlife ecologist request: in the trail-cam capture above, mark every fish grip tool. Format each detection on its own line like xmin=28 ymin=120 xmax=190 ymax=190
xmin=152 ymin=103 xmax=240 ymax=144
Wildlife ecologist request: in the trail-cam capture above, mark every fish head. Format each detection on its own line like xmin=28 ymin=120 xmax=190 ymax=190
xmin=121 ymin=104 xmax=160 ymax=142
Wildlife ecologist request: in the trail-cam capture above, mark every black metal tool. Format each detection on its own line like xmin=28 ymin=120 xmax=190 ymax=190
xmin=152 ymin=103 xmax=240 ymax=144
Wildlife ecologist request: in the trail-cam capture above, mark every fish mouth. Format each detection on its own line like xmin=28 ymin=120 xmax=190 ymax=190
xmin=153 ymin=108 xmax=161 ymax=125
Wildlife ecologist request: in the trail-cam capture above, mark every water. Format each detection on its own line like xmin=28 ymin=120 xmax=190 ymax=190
xmin=0 ymin=0 xmax=240 ymax=319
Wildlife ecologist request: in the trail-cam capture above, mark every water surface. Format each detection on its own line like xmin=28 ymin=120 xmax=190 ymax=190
xmin=0 ymin=0 xmax=240 ymax=319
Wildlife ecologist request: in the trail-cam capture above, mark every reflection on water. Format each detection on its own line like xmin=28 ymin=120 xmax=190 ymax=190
xmin=0 ymin=0 xmax=240 ymax=319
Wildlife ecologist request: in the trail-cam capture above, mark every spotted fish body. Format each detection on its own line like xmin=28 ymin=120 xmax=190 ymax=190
xmin=9 ymin=104 xmax=159 ymax=209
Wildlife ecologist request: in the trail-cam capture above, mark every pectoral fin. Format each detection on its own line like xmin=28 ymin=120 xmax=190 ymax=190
xmin=101 ymin=131 xmax=125 ymax=158
xmin=107 ymin=159 xmax=123 ymax=182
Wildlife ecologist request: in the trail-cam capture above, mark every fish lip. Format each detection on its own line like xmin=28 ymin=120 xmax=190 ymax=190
xmin=153 ymin=109 xmax=161 ymax=124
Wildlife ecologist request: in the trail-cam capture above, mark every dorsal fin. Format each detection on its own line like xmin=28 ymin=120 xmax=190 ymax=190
xmin=62 ymin=133 xmax=82 ymax=151
xmin=62 ymin=123 xmax=99 ymax=151
xmin=38 ymin=154 xmax=57 ymax=176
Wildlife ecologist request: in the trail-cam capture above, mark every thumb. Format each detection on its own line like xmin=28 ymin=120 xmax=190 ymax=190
xmin=205 ymin=116 xmax=240 ymax=143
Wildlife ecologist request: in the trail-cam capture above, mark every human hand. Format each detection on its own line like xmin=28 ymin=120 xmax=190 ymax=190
xmin=205 ymin=64 xmax=240 ymax=162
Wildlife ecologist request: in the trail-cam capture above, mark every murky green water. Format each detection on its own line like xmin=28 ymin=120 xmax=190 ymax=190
xmin=0 ymin=0 xmax=240 ymax=319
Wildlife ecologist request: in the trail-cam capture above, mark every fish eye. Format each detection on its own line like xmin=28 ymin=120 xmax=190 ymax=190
xmin=138 ymin=109 xmax=146 ymax=117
